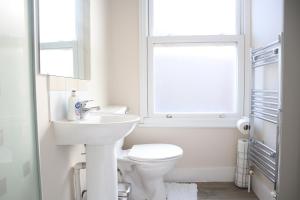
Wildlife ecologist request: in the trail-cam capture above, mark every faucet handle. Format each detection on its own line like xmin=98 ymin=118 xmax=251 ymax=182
xmin=78 ymin=100 xmax=100 ymax=119
xmin=79 ymin=100 xmax=93 ymax=107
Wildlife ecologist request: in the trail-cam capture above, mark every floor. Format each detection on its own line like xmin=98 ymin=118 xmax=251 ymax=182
xmin=197 ymin=182 xmax=258 ymax=200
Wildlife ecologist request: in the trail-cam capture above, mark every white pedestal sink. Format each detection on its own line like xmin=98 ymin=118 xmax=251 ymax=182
xmin=53 ymin=114 xmax=140 ymax=200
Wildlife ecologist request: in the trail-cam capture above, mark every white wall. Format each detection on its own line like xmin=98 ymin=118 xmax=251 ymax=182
xmin=278 ymin=0 xmax=300 ymax=199
xmin=35 ymin=0 xmax=110 ymax=199
xmin=250 ymin=0 xmax=284 ymax=199
xmin=35 ymin=0 xmax=300 ymax=199
xmin=251 ymin=0 xmax=283 ymax=47
xmin=107 ymin=0 xmax=241 ymax=182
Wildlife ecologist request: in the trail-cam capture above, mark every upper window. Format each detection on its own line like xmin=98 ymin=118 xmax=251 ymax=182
xmin=140 ymin=0 xmax=245 ymax=127
xmin=151 ymin=0 xmax=239 ymax=36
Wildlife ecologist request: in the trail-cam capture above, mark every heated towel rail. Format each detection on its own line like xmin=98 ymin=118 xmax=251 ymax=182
xmin=248 ymin=35 xmax=282 ymax=199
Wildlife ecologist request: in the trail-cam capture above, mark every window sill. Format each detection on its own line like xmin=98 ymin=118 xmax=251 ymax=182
xmin=138 ymin=117 xmax=239 ymax=128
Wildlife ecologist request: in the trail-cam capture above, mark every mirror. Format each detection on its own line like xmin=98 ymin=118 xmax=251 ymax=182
xmin=38 ymin=0 xmax=90 ymax=79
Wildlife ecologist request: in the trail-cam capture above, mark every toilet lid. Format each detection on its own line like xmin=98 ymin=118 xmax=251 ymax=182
xmin=128 ymin=144 xmax=183 ymax=162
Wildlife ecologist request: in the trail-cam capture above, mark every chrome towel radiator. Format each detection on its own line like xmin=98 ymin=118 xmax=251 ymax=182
xmin=248 ymin=35 xmax=282 ymax=199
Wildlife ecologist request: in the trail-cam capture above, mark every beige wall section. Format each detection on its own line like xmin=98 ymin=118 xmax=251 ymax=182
xmin=88 ymin=0 xmax=109 ymax=106
xmin=107 ymin=0 xmax=240 ymax=181
xmin=250 ymin=0 xmax=283 ymax=199
xmin=35 ymin=0 xmax=109 ymax=199
xmin=107 ymin=0 xmax=140 ymax=114
xmin=125 ymin=128 xmax=239 ymax=168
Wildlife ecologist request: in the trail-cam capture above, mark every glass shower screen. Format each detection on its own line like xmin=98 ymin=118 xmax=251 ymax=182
xmin=0 ymin=0 xmax=41 ymax=199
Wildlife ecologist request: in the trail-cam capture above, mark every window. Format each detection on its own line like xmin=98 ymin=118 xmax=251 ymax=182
xmin=140 ymin=0 xmax=246 ymax=127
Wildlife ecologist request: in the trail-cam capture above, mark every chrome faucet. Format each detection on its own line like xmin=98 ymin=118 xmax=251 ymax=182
xmin=79 ymin=100 xmax=100 ymax=119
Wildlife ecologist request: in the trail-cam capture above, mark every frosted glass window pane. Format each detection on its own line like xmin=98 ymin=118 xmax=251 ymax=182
xmin=153 ymin=45 xmax=238 ymax=113
xmin=40 ymin=49 xmax=74 ymax=77
xmin=152 ymin=0 xmax=237 ymax=36
xmin=39 ymin=0 xmax=76 ymax=42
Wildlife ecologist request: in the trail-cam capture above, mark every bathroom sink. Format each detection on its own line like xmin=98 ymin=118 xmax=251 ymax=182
xmin=53 ymin=113 xmax=140 ymax=200
xmin=53 ymin=114 xmax=140 ymax=145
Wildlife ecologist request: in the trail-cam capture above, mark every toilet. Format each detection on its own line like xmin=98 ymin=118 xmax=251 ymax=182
xmin=117 ymin=140 xmax=183 ymax=200
xmin=100 ymin=106 xmax=183 ymax=200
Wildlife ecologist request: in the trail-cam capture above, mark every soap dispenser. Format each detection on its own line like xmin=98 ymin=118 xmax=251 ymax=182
xmin=67 ymin=90 xmax=80 ymax=121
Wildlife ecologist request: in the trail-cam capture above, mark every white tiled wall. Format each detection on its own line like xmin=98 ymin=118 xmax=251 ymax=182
xmin=48 ymin=76 xmax=92 ymax=121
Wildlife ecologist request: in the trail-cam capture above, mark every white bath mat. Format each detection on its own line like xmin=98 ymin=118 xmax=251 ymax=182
xmin=166 ymin=182 xmax=198 ymax=200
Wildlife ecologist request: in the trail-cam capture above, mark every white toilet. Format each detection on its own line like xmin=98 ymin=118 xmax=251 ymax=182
xmin=100 ymin=106 xmax=183 ymax=200
xmin=117 ymin=140 xmax=183 ymax=200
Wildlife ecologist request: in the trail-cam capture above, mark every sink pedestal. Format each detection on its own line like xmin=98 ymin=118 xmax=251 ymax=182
xmin=86 ymin=144 xmax=118 ymax=200
xmin=53 ymin=114 xmax=140 ymax=199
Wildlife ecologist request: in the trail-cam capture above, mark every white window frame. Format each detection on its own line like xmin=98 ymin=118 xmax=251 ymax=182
xmin=139 ymin=0 xmax=249 ymax=127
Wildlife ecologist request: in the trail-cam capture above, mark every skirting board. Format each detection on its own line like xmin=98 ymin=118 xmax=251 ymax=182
xmin=165 ymin=167 xmax=236 ymax=182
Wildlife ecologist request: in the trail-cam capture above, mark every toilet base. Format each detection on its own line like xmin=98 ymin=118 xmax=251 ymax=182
xmin=117 ymin=144 xmax=183 ymax=200
xmin=118 ymin=158 xmax=178 ymax=200
xmin=142 ymin=177 xmax=166 ymax=200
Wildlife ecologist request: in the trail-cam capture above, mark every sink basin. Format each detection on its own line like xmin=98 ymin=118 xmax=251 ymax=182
xmin=53 ymin=114 xmax=140 ymax=145
xmin=53 ymin=113 xmax=140 ymax=200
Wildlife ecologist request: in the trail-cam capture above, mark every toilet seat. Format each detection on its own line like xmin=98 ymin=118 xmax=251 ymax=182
xmin=127 ymin=144 xmax=183 ymax=162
